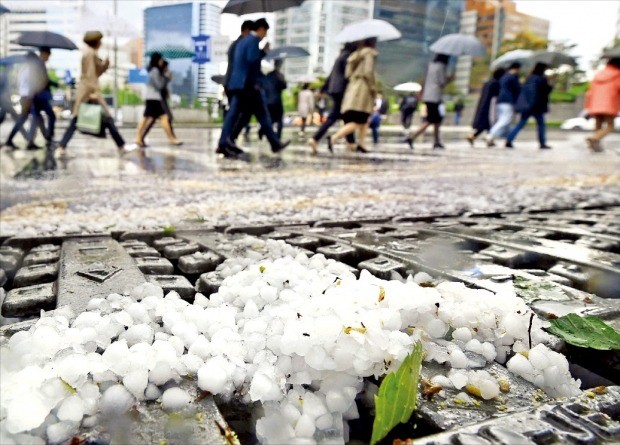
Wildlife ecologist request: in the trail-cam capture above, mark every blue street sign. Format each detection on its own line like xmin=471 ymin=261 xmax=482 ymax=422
xmin=192 ymin=34 xmax=211 ymax=64
xmin=128 ymin=68 xmax=148 ymax=84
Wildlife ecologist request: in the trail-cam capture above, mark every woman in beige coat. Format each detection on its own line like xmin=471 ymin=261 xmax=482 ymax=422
xmin=328 ymin=38 xmax=378 ymax=153
xmin=56 ymin=31 xmax=127 ymax=157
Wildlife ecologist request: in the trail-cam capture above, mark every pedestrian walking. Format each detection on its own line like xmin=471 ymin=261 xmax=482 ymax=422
xmin=224 ymin=20 xmax=254 ymax=97
xmin=0 ymin=66 xmax=27 ymax=133
xmin=261 ymin=59 xmax=287 ymax=139
xmin=453 ymin=97 xmax=464 ymax=125
xmin=405 ymin=54 xmax=453 ymax=150
xmin=504 ymin=63 xmax=552 ymax=149
xmin=217 ymin=18 xmax=289 ymax=159
xmin=399 ymin=92 xmax=418 ymax=131
xmin=27 ymin=47 xmax=57 ymax=148
xmin=467 ymin=68 xmax=505 ymax=146
xmin=486 ymin=62 xmax=521 ymax=147
xmin=584 ymin=57 xmax=620 ymax=152
xmin=328 ymin=38 xmax=379 ymax=154
xmin=297 ymin=83 xmax=314 ymax=135
xmin=135 ymin=53 xmax=182 ymax=147
xmin=308 ymin=43 xmax=357 ymax=154
xmin=55 ymin=31 xmax=129 ymax=157
xmin=3 ymin=51 xmax=47 ymax=149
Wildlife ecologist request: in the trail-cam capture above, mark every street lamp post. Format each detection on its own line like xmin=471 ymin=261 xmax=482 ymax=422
xmin=491 ymin=0 xmax=502 ymax=61
xmin=113 ymin=0 xmax=118 ymax=123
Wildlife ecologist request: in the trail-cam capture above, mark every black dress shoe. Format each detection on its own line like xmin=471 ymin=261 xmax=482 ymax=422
xmin=327 ymin=137 xmax=334 ymax=153
xmin=26 ymin=142 xmax=43 ymax=151
xmin=405 ymin=137 xmax=413 ymax=149
xmin=4 ymin=141 xmax=19 ymax=150
xmin=505 ymin=141 xmax=514 ymax=149
xmin=356 ymin=145 xmax=368 ymax=153
xmin=272 ymin=140 xmax=290 ymax=153
xmin=225 ymin=139 xmax=244 ymax=154
xmin=433 ymin=143 xmax=445 ymax=149
xmin=540 ymin=145 xmax=551 ymax=149
xmin=216 ymin=145 xmax=238 ymax=158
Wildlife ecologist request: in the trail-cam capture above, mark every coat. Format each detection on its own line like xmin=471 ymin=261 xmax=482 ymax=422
xmin=72 ymin=46 xmax=110 ymax=117
xmin=585 ymin=64 xmax=620 ymax=117
xmin=421 ymin=62 xmax=448 ymax=103
xmin=472 ymin=78 xmax=500 ymax=131
xmin=227 ymin=33 xmax=265 ymax=91
xmin=514 ymin=74 xmax=552 ymax=115
xmin=341 ymin=47 xmax=377 ymax=115
xmin=324 ymin=48 xmax=353 ymax=96
xmin=497 ymin=72 xmax=521 ymax=105
xmin=224 ymin=35 xmax=244 ymax=90
xmin=297 ymin=89 xmax=314 ymax=116
xmin=263 ymin=70 xmax=287 ymax=106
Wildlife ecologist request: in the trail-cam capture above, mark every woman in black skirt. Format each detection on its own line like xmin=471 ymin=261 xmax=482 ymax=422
xmin=135 ymin=52 xmax=182 ymax=147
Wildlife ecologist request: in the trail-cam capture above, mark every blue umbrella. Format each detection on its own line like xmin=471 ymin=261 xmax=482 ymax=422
xmin=264 ymin=46 xmax=309 ymax=61
xmin=0 ymin=5 xmax=10 ymax=15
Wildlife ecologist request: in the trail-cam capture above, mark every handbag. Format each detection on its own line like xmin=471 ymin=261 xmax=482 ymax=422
xmin=76 ymin=102 xmax=103 ymax=135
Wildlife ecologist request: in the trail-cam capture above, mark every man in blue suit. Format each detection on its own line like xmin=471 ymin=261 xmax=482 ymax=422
xmin=217 ymin=18 xmax=289 ymax=159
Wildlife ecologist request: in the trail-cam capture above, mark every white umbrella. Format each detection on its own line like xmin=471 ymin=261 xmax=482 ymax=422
xmin=335 ymin=19 xmax=401 ymax=44
xmin=491 ymin=49 xmax=534 ymax=69
xmin=394 ymin=82 xmax=422 ymax=93
xmin=429 ymin=34 xmax=486 ymax=57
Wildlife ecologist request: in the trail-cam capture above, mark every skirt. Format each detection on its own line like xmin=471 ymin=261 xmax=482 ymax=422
xmin=425 ymin=102 xmax=443 ymax=124
xmin=144 ymin=100 xmax=166 ymax=118
xmin=342 ymin=110 xmax=370 ymax=125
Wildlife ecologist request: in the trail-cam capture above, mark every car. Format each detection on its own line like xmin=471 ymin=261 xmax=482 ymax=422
xmin=561 ymin=112 xmax=620 ymax=131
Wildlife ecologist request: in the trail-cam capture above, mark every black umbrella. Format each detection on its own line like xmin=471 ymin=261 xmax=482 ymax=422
xmin=211 ymin=75 xmax=226 ymax=85
xmin=13 ymin=31 xmax=77 ymax=50
xmin=0 ymin=4 xmax=10 ymax=15
xmin=222 ymin=0 xmax=305 ymax=15
xmin=531 ymin=51 xmax=576 ymax=68
xmin=264 ymin=46 xmax=310 ymax=61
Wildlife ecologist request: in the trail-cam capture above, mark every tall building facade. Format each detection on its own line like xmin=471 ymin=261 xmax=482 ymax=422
xmin=0 ymin=1 xmax=83 ymax=77
xmin=456 ymin=0 xmax=549 ymax=94
xmin=373 ymin=0 xmax=465 ymax=86
xmin=144 ymin=2 xmax=225 ymax=102
xmin=272 ymin=1 xmax=373 ymax=81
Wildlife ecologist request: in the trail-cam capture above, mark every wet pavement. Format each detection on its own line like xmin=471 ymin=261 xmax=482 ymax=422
xmin=0 ymin=124 xmax=619 ymax=237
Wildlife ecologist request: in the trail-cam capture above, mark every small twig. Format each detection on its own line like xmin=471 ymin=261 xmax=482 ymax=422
xmin=528 ymin=313 xmax=535 ymax=349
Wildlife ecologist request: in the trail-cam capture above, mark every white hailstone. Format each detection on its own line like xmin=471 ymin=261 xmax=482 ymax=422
xmin=144 ymin=383 xmax=162 ymax=401
xmin=4 ymin=390 xmax=52 ymax=434
xmin=249 ymin=372 xmax=282 ymax=402
xmin=77 ymin=383 xmax=100 ymax=416
xmin=46 ymin=421 xmax=78 ymax=445
xmin=121 ymin=324 xmax=154 ymax=347
xmin=180 ymin=354 xmax=204 ymax=376
xmin=123 ymin=369 xmax=149 ymax=400
xmin=448 ymin=348 xmax=468 ymax=369
xmin=430 ymin=375 xmax=453 ymax=389
xmin=126 ymin=303 xmax=150 ymax=324
xmin=506 ymin=353 xmax=534 ymax=379
xmin=130 ymin=282 xmax=164 ymax=301
xmin=256 ymin=414 xmax=295 ymax=444
xmin=449 ymin=371 xmax=468 ymax=390
xmin=295 ymin=414 xmax=316 ymax=438
xmin=281 ymin=403 xmax=302 ymax=424
xmin=100 ymin=385 xmax=134 ymax=417
xmin=452 ymin=327 xmax=472 ymax=343
xmin=57 ymin=395 xmax=84 ymax=422
xmin=413 ymin=272 xmax=433 ymax=284
xmin=465 ymin=339 xmax=484 ymax=355
xmin=315 ymin=413 xmax=333 ymax=430
xmin=149 ymin=361 xmax=175 ymax=386
xmin=528 ymin=345 xmax=551 ymax=370
xmin=197 ymin=359 xmax=229 ymax=395
xmin=467 ymin=371 xmax=500 ymax=400
xmin=325 ymin=390 xmax=350 ymax=413
xmin=55 ymin=354 xmax=90 ymax=389
xmin=302 ymin=393 xmax=328 ymax=419
xmin=481 ymin=343 xmax=497 ymax=362
xmin=161 ymin=387 xmax=192 ymax=412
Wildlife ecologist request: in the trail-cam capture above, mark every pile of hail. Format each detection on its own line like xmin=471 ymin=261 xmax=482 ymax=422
xmin=0 ymin=237 xmax=581 ymax=444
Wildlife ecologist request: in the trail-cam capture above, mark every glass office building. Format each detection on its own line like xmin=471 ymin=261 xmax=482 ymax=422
xmin=144 ymin=2 xmax=221 ymax=102
xmin=373 ymin=0 xmax=464 ymax=86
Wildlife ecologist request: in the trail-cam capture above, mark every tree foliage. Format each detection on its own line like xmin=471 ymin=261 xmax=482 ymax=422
xmin=498 ymin=30 xmax=548 ymax=57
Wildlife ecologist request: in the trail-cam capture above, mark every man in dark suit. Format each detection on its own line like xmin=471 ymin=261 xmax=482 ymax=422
xmin=224 ymin=20 xmax=253 ymax=96
xmin=217 ymin=18 xmax=289 ymax=159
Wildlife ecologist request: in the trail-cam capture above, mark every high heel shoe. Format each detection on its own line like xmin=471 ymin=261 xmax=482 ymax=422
xmin=327 ymin=136 xmax=334 ymax=153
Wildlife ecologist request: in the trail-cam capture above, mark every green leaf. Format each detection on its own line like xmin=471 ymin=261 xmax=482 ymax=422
xmin=163 ymin=225 xmax=176 ymax=236
xmin=371 ymin=341 xmax=423 ymax=445
xmin=547 ymin=313 xmax=620 ymax=350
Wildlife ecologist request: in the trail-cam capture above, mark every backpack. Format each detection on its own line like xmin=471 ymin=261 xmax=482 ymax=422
xmin=404 ymin=95 xmax=418 ymax=111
